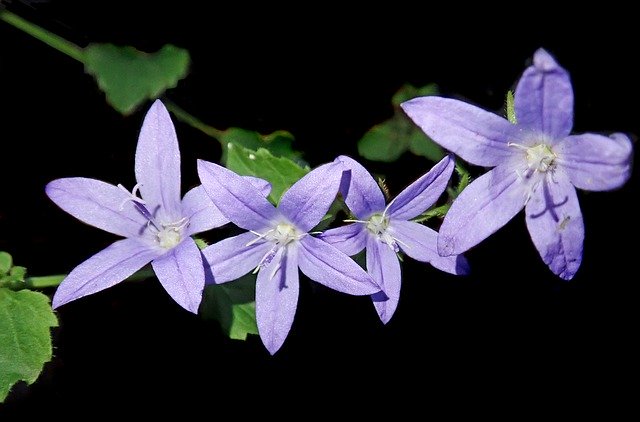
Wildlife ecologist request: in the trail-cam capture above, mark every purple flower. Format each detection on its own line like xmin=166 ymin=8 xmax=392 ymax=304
xmin=197 ymin=160 xmax=379 ymax=354
xmin=401 ymin=48 xmax=633 ymax=280
xmin=45 ymin=100 xmax=267 ymax=312
xmin=320 ymin=155 xmax=468 ymax=323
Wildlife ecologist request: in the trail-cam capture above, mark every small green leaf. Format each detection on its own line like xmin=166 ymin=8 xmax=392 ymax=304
xmin=506 ymin=90 xmax=517 ymax=124
xmin=408 ymin=126 xmax=446 ymax=162
xmin=84 ymin=44 xmax=190 ymax=115
xmin=0 ymin=252 xmax=12 ymax=275
xmin=454 ymin=164 xmax=472 ymax=196
xmin=219 ymin=128 xmax=300 ymax=164
xmin=0 ymin=289 xmax=58 ymax=402
xmin=358 ymin=116 xmax=411 ymax=162
xmin=200 ymin=274 xmax=258 ymax=341
xmin=9 ymin=266 xmax=26 ymax=282
xmin=359 ymin=83 xmax=443 ymax=163
xmin=412 ymin=204 xmax=451 ymax=223
xmin=358 ymin=114 xmax=444 ymax=163
xmin=225 ymin=144 xmax=309 ymax=204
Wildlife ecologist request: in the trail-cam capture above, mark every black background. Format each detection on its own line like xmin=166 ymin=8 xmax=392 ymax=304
xmin=1 ymin=0 xmax=638 ymax=415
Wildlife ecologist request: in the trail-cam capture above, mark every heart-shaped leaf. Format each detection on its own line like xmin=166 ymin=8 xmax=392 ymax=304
xmin=84 ymin=43 xmax=190 ymax=115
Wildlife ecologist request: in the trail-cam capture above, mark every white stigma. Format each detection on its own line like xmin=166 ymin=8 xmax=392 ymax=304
xmin=361 ymin=213 xmax=400 ymax=252
xmin=248 ymin=222 xmax=304 ymax=275
xmin=157 ymin=228 xmax=182 ymax=249
xmin=155 ymin=218 xmax=189 ymax=249
xmin=509 ymin=142 xmax=557 ymax=175
xmin=508 ymin=141 xmax=558 ymax=205
xmin=268 ymin=223 xmax=301 ymax=246
xmin=525 ymin=144 xmax=556 ymax=173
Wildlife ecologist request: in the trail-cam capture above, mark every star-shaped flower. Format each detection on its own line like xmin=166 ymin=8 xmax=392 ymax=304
xmin=46 ymin=100 xmax=266 ymax=312
xmin=198 ymin=160 xmax=379 ymax=354
xmin=320 ymin=155 xmax=468 ymax=323
xmin=401 ymin=48 xmax=633 ymax=279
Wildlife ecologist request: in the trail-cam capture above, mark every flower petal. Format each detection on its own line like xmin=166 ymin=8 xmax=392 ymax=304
xmin=318 ymin=224 xmax=367 ymax=256
xmin=152 ymin=237 xmax=205 ymax=313
xmin=197 ymin=160 xmax=279 ymax=232
xmin=366 ymin=236 xmax=402 ymax=324
xmin=335 ymin=155 xmax=385 ymax=219
xmin=298 ymin=236 xmax=378 ymax=295
xmin=256 ymin=246 xmax=299 ymax=355
xmin=182 ymin=176 xmax=272 ymax=236
xmin=202 ymin=232 xmax=272 ymax=284
xmin=279 ymin=161 xmax=345 ymax=232
xmin=438 ymin=164 xmax=528 ymax=256
xmin=46 ymin=177 xmax=149 ymax=238
xmin=387 ymin=154 xmax=455 ymax=220
xmin=244 ymin=176 xmax=272 ymax=197
xmin=401 ymin=97 xmax=523 ymax=167
xmin=525 ymin=172 xmax=584 ymax=280
xmin=391 ymin=220 xmax=469 ymax=275
xmin=514 ymin=48 xmax=574 ymax=138
xmin=182 ymin=186 xmax=229 ymax=236
xmin=52 ymin=238 xmax=158 ymax=309
xmin=135 ymin=100 xmax=183 ymax=222
xmin=556 ymin=133 xmax=633 ymax=191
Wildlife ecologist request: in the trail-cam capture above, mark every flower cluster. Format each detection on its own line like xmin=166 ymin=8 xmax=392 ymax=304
xmin=47 ymin=49 xmax=632 ymax=354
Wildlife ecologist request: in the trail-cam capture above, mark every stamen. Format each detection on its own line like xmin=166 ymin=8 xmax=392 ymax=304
xmin=118 ymin=183 xmax=146 ymax=210
xmin=253 ymin=246 xmax=278 ymax=274
xmin=507 ymin=142 xmax=529 ymax=151
xmin=382 ymin=196 xmax=398 ymax=218
xmin=163 ymin=217 xmax=189 ymax=230
xmin=246 ymin=229 xmax=275 ymax=246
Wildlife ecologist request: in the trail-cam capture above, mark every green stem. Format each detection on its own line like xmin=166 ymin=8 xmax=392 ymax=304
xmin=2 ymin=10 xmax=232 ymax=144
xmin=0 ymin=10 xmax=85 ymax=63
xmin=24 ymin=275 xmax=67 ymax=289
xmin=22 ymin=267 xmax=156 ymax=290
xmin=163 ymin=99 xmax=225 ymax=140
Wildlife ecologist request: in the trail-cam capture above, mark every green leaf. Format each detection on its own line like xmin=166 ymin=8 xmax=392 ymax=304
xmin=358 ymin=83 xmax=444 ymax=163
xmin=0 ymin=289 xmax=58 ymax=402
xmin=0 ymin=252 xmax=12 ymax=275
xmin=200 ymin=274 xmax=258 ymax=341
xmin=407 ymin=125 xmax=446 ymax=162
xmin=506 ymin=90 xmax=517 ymax=124
xmin=219 ymin=128 xmax=300 ymax=164
xmin=412 ymin=204 xmax=451 ymax=223
xmin=358 ymin=116 xmax=410 ymax=162
xmin=454 ymin=164 xmax=472 ymax=196
xmin=225 ymin=144 xmax=309 ymax=204
xmin=358 ymin=114 xmax=445 ymax=163
xmin=84 ymin=44 xmax=190 ymax=115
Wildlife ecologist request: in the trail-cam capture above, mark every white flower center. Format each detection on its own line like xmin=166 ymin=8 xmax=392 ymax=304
xmin=247 ymin=222 xmax=305 ymax=276
xmin=365 ymin=213 xmax=400 ymax=252
xmin=366 ymin=213 xmax=389 ymax=236
xmin=266 ymin=223 xmax=301 ymax=246
xmin=525 ymin=144 xmax=556 ymax=173
xmin=157 ymin=226 xmax=182 ymax=249
xmin=118 ymin=183 xmax=190 ymax=250
xmin=508 ymin=141 xmax=559 ymax=205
